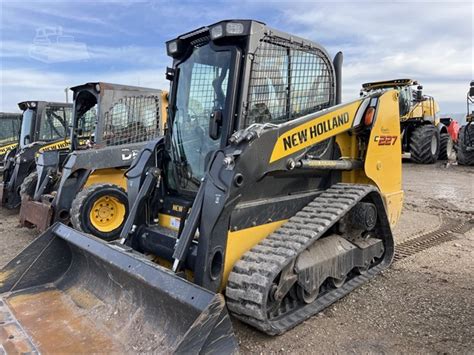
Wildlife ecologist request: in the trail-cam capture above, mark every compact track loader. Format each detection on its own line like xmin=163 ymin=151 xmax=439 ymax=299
xmin=361 ymin=79 xmax=447 ymax=163
xmin=0 ymin=113 xmax=21 ymax=174
xmin=19 ymin=82 xmax=166 ymax=240
xmin=0 ymin=101 xmax=72 ymax=209
xmin=457 ymin=81 xmax=474 ymax=165
xmin=0 ymin=20 xmax=403 ymax=353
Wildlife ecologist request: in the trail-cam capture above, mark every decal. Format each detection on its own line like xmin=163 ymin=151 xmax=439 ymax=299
xmin=270 ymin=101 xmax=361 ymax=163
xmin=121 ymin=148 xmax=140 ymax=161
xmin=374 ymin=135 xmax=398 ymax=145
xmin=0 ymin=143 xmax=18 ymax=156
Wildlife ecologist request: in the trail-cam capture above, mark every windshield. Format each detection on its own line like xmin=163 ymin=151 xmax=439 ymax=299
xmin=170 ymin=43 xmax=233 ymax=192
xmin=39 ymin=105 xmax=71 ymax=142
xmin=0 ymin=117 xmax=20 ymax=145
xmin=19 ymin=109 xmax=36 ymax=148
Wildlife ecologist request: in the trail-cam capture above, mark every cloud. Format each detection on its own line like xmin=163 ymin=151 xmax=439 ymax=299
xmin=0 ymin=67 xmax=169 ymax=111
xmin=0 ymin=0 xmax=472 ymax=114
xmin=275 ymin=1 xmax=473 ymax=112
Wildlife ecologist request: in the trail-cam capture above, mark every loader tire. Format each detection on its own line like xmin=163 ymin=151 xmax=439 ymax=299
xmin=71 ymin=183 xmax=128 ymax=241
xmin=409 ymin=124 xmax=439 ymax=164
xmin=438 ymin=132 xmax=450 ymax=160
xmin=19 ymin=171 xmax=38 ymax=199
xmin=457 ymin=124 xmax=474 ymax=165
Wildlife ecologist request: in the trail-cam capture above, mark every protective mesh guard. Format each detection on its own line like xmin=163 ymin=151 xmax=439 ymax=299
xmin=247 ymin=36 xmax=334 ymax=127
xmin=102 ymin=95 xmax=162 ymax=146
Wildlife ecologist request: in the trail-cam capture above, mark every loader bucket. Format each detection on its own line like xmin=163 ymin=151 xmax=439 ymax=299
xmin=0 ymin=223 xmax=238 ymax=354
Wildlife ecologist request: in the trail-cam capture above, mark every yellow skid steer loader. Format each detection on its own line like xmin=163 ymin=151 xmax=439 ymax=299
xmin=0 ymin=20 xmax=403 ymax=353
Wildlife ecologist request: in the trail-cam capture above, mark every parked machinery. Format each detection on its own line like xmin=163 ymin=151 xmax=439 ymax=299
xmin=361 ymin=79 xmax=449 ymax=163
xmin=0 ymin=112 xmax=21 ymax=174
xmin=457 ymin=81 xmax=474 ymax=165
xmin=0 ymin=20 xmax=403 ymax=353
xmin=0 ymin=101 xmax=72 ymax=208
xmin=19 ymin=82 xmax=167 ymax=240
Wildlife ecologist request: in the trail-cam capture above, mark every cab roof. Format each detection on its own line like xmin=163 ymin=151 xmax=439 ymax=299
xmin=362 ymin=79 xmax=418 ymax=91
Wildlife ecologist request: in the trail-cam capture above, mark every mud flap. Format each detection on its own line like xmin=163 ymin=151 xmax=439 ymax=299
xmin=0 ymin=223 xmax=238 ymax=354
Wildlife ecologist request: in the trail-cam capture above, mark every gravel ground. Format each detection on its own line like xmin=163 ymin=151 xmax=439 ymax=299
xmin=0 ymin=162 xmax=473 ymax=353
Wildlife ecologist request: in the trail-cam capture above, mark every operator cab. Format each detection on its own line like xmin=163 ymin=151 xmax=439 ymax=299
xmin=165 ymin=20 xmax=338 ymax=196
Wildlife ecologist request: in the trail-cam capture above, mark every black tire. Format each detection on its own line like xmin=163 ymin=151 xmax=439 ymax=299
xmin=19 ymin=171 xmax=38 ymax=199
xmin=70 ymin=183 xmax=128 ymax=241
xmin=457 ymin=124 xmax=474 ymax=166
xmin=438 ymin=132 xmax=449 ymax=160
xmin=409 ymin=124 xmax=440 ymax=164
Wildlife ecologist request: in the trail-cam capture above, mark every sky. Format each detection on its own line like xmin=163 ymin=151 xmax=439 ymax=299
xmin=0 ymin=0 xmax=473 ymax=115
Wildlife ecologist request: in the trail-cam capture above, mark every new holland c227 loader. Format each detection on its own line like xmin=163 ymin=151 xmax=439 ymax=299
xmin=18 ymin=82 xmax=167 ymax=240
xmin=0 ymin=20 xmax=403 ymax=353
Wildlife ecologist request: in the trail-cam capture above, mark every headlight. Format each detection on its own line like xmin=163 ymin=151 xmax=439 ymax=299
xmin=210 ymin=25 xmax=224 ymax=40
xmin=30 ymin=102 xmax=36 ymax=108
xmin=226 ymin=22 xmax=244 ymax=35
xmin=167 ymin=41 xmax=178 ymax=54
xmin=95 ymin=83 xmax=101 ymax=92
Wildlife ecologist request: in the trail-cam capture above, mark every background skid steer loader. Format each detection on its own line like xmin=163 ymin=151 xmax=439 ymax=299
xmin=0 ymin=101 xmax=73 ymax=209
xmin=0 ymin=112 xmax=21 ymax=175
xmin=0 ymin=20 xmax=403 ymax=352
xmin=19 ymin=82 xmax=167 ymax=240
xmin=360 ymin=79 xmax=447 ymax=163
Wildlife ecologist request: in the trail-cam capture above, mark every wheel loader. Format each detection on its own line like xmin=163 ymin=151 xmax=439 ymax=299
xmin=0 ymin=112 xmax=21 ymax=175
xmin=0 ymin=20 xmax=403 ymax=353
xmin=0 ymin=101 xmax=72 ymax=209
xmin=18 ymin=82 xmax=167 ymax=240
xmin=457 ymin=80 xmax=474 ymax=165
xmin=361 ymin=79 xmax=448 ymax=163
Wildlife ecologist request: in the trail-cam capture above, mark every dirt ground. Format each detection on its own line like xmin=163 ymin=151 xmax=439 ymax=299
xmin=0 ymin=162 xmax=473 ymax=353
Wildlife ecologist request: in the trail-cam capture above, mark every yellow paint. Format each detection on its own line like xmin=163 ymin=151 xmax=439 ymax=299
xmin=84 ymin=168 xmax=127 ymax=190
xmin=364 ymin=90 xmax=404 ymax=227
xmin=0 ymin=142 xmax=18 ymax=156
xmin=38 ymin=139 xmax=72 ymax=154
xmin=222 ymin=220 xmax=287 ymax=288
xmin=89 ymin=195 xmax=126 ymax=233
xmin=400 ymin=98 xmax=440 ymax=122
xmin=158 ymin=213 xmax=181 ymax=231
xmin=270 ymin=101 xmax=361 ymax=163
xmin=336 ymin=132 xmax=372 ymax=185
xmin=160 ymin=91 xmax=169 ymax=133
xmin=36 ymin=139 xmax=88 ymax=157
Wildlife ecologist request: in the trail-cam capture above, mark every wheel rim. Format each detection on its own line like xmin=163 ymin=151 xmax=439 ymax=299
xmin=431 ymin=134 xmax=437 ymax=155
xmin=89 ymin=195 xmax=126 ymax=233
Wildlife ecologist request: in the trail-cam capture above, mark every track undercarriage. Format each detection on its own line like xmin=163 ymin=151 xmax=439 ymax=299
xmin=227 ymin=184 xmax=394 ymax=334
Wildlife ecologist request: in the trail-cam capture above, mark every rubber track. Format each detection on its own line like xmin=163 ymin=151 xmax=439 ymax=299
xmin=226 ymin=183 xmax=393 ymax=335
xmin=394 ymin=218 xmax=474 ymax=261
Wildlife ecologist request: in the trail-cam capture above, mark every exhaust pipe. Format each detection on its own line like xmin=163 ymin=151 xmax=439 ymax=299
xmin=333 ymin=52 xmax=343 ymax=105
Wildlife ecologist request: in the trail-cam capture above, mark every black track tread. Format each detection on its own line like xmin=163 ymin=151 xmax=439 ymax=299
xmin=226 ymin=183 xmax=394 ymax=335
xmin=409 ymin=124 xmax=439 ymax=164
xmin=457 ymin=124 xmax=474 ymax=166
xmin=70 ymin=183 xmax=126 ymax=233
xmin=438 ymin=132 xmax=449 ymax=160
xmin=19 ymin=171 xmax=38 ymax=199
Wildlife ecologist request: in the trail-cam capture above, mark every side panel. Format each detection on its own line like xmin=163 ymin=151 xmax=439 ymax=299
xmin=84 ymin=168 xmax=127 ymax=190
xmin=223 ymin=220 xmax=286 ymax=286
xmin=364 ymin=91 xmax=403 ymax=227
